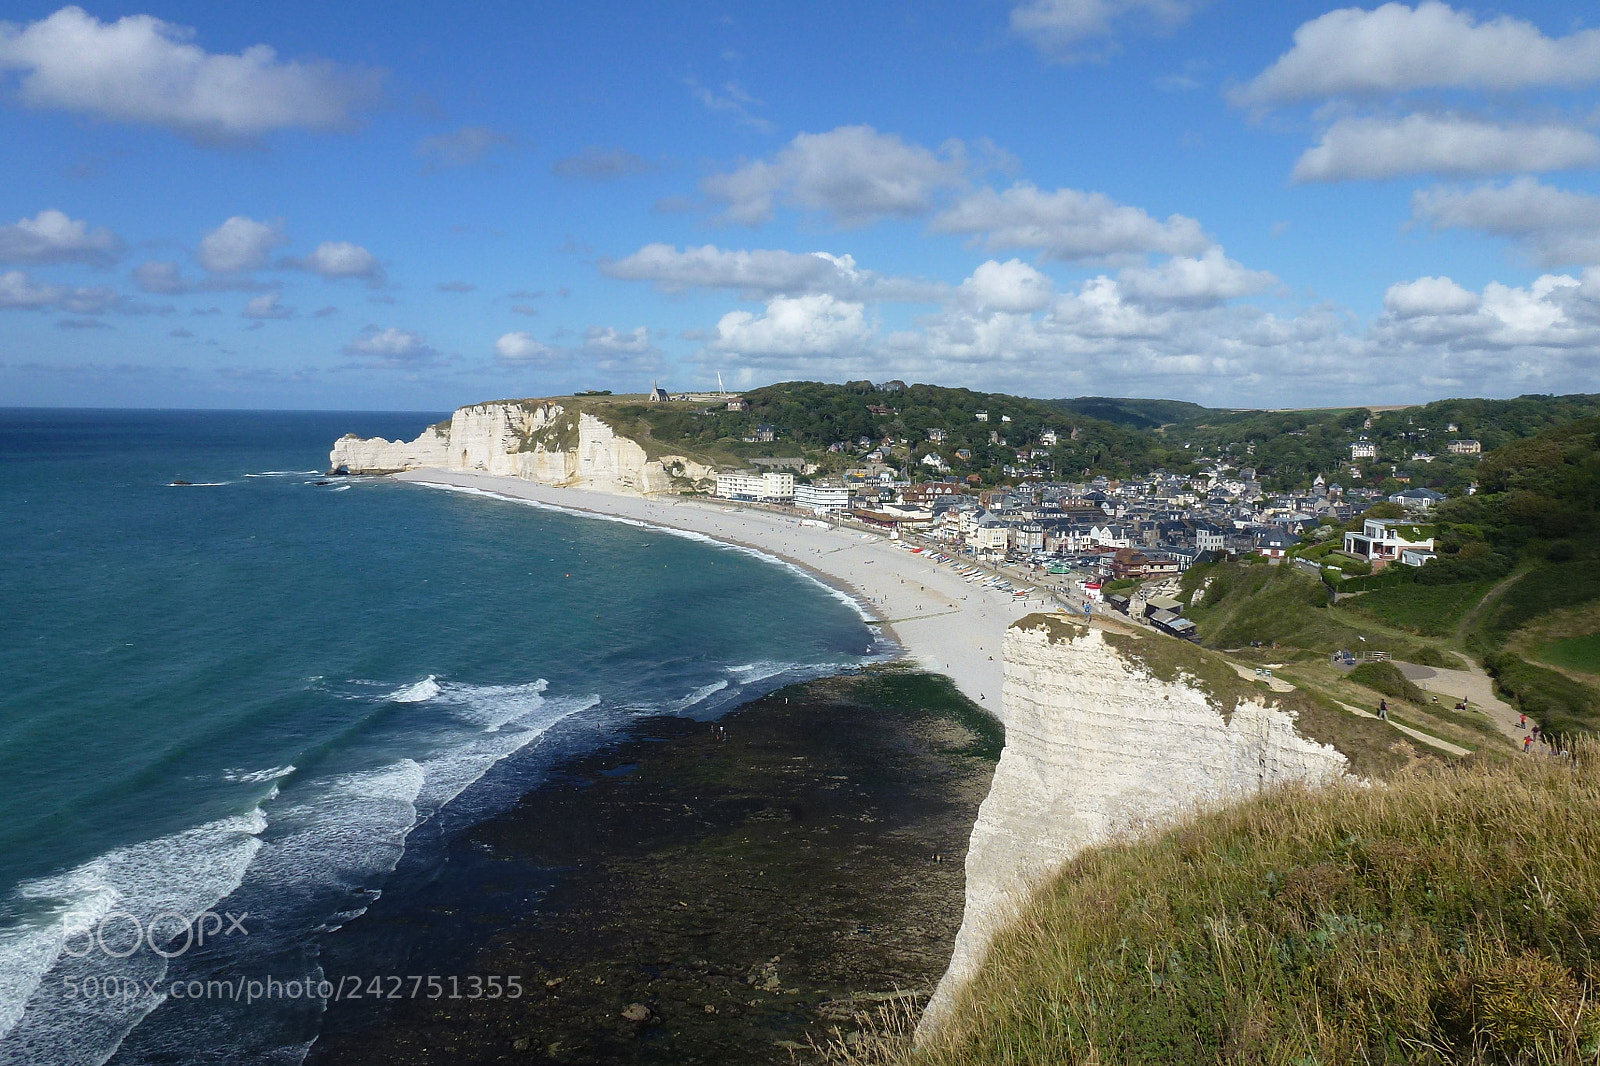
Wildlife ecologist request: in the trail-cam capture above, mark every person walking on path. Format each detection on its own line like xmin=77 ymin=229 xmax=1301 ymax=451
xmin=1520 ymin=712 xmax=1527 ymax=729
xmin=1524 ymin=735 xmax=1534 ymax=753
xmin=1377 ymin=699 xmax=1388 ymax=721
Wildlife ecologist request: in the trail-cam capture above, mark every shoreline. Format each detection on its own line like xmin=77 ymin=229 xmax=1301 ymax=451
xmin=392 ymin=469 xmax=1057 ymax=713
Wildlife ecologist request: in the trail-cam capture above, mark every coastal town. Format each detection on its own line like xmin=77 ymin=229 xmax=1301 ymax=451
xmin=711 ymin=418 xmax=1456 ymax=608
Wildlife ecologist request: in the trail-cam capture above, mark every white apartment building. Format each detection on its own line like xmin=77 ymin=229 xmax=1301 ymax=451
xmin=715 ymin=471 xmax=795 ymax=502
xmin=794 ymin=483 xmax=852 ymax=514
xmin=1343 ymin=518 xmax=1435 ymax=565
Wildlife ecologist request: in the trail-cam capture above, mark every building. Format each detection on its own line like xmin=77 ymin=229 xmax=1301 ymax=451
xmin=1388 ymin=487 xmax=1446 ymax=510
xmin=902 ymin=481 xmax=962 ymax=505
xmin=971 ymin=511 xmax=1008 ymax=555
xmin=1343 ymin=518 xmax=1435 ymax=567
xmin=726 ymin=397 xmax=750 ymax=412
xmin=928 ymin=427 xmax=948 ymax=444
xmin=974 ymin=411 xmax=989 ymax=422
xmin=1399 ymin=547 xmax=1437 ymax=567
xmin=1257 ymin=529 xmax=1298 ymax=558
xmin=715 ymin=471 xmax=795 ymax=502
xmin=1194 ymin=525 xmax=1226 ymax=552
xmin=753 ymin=423 xmax=776 ymax=443
xmin=1350 ymin=438 xmax=1378 ymax=460
xmin=1447 ymin=439 xmax=1482 ymax=455
xmin=648 ymin=384 xmax=669 ymax=402
xmin=794 ymin=482 xmax=852 ymax=514
xmin=1039 ymin=428 xmax=1059 ymax=446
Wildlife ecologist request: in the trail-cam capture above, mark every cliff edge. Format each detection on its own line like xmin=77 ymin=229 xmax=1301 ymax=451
xmin=920 ymin=614 xmax=1386 ymax=1036
xmin=329 ymin=400 xmax=716 ymax=496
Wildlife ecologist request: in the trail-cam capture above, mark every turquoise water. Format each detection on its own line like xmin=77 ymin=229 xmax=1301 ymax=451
xmin=0 ymin=410 xmax=877 ymax=1064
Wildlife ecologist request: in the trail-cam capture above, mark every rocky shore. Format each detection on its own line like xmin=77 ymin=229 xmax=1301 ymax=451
xmin=305 ymin=669 xmax=998 ymax=1064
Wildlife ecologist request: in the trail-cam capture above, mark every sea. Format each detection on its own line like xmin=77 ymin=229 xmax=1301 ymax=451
xmin=0 ymin=409 xmax=882 ymax=1065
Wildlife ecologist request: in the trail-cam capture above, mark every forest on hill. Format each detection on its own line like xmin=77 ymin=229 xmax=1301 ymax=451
xmin=605 ymin=381 xmax=1600 ymax=494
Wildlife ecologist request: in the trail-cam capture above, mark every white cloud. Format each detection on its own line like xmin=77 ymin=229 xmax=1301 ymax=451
xmin=0 ymin=268 xmax=119 ymax=313
xmin=199 ymin=217 xmax=285 ymax=273
xmin=288 ymin=241 xmax=385 ymax=285
xmin=1010 ymin=0 xmax=1200 ymax=61
xmin=702 ymin=125 xmax=968 ymax=227
xmin=0 ymin=208 xmax=122 ymax=266
xmin=0 ymin=6 xmax=381 ymax=141
xmin=1292 ymin=115 xmax=1600 ymax=182
xmin=495 ymin=330 xmax=558 ymax=363
xmin=581 ymin=325 xmax=654 ymax=355
xmin=415 ymin=126 xmax=515 ymax=169
xmin=132 ymin=259 xmax=265 ymax=294
xmin=958 ymin=259 xmax=1054 ymax=313
xmin=599 ymin=243 xmax=941 ymax=301
xmin=687 ymin=78 xmax=772 ymax=132
xmin=551 ymin=146 xmax=650 ymax=180
xmin=1234 ymin=1 xmax=1600 ymax=108
xmin=242 ymin=292 xmax=292 ymax=319
xmin=341 ymin=326 xmax=440 ymax=368
xmin=496 ymin=325 xmax=663 ymax=379
xmin=709 ymin=294 xmax=872 ymax=362
xmin=1383 ymin=275 xmax=1480 ymax=317
xmin=1115 ymin=247 xmax=1277 ymax=306
xmin=0 ymin=269 xmax=64 ymax=309
xmin=1411 ymin=178 xmax=1600 ymax=267
xmin=931 ymin=182 xmax=1209 ymax=262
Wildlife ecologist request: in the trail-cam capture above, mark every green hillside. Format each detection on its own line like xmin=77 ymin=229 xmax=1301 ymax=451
xmin=1174 ymin=417 xmax=1600 ymax=738
xmin=588 ymin=381 xmax=1189 ymax=483
xmin=1164 ymin=393 xmax=1600 ymax=493
xmin=855 ymin=747 xmax=1600 ymax=1066
xmin=1047 ymin=396 xmax=1218 ymax=430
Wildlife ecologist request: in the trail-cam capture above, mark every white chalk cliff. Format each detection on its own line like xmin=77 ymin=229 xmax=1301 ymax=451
xmin=330 ymin=400 xmax=716 ymax=496
xmin=920 ymin=616 xmax=1351 ymax=1035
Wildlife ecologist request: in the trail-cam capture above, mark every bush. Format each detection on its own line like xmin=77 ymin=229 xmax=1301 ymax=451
xmin=1348 ymin=660 xmax=1427 ymax=703
xmin=1485 ymin=651 xmax=1600 ymax=738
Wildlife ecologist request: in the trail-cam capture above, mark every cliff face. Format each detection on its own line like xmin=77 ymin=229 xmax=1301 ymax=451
xmin=329 ymin=400 xmax=716 ymax=496
xmin=921 ymin=617 xmax=1351 ymax=1034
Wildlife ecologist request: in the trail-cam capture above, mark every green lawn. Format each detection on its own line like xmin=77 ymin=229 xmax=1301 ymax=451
xmin=1343 ymin=580 xmax=1491 ymax=637
xmin=1541 ymin=632 xmax=1600 ymax=675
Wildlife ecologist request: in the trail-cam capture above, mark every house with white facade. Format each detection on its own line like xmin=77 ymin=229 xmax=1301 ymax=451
xmin=715 ymin=471 xmax=795 ymax=502
xmin=1343 ymin=518 xmax=1435 ymax=567
xmin=794 ymin=483 xmax=852 ymax=514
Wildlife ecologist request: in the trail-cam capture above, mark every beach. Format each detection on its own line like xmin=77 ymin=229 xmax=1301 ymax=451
xmin=394 ymin=469 xmax=1060 ymax=716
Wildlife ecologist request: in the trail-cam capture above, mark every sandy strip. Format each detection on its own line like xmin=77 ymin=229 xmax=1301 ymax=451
xmin=392 ymin=470 xmax=1058 ymax=716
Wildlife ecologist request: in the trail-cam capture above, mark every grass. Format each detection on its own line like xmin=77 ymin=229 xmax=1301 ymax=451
xmin=1181 ymin=563 xmax=1456 ymax=668
xmin=1543 ymin=634 xmax=1600 ymax=676
xmin=856 ymin=744 xmax=1600 ymax=1066
xmin=1348 ymin=660 xmax=1427 ymax=704
xmin=1480 ymin=562 xmax=1600 ymax=646
xmin=1344 ymin=580 xmax=1493 ymax=638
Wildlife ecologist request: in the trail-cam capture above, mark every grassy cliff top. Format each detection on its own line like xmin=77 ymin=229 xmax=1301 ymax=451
xmin=855 ymin=745 xmax=1600 ymax=1066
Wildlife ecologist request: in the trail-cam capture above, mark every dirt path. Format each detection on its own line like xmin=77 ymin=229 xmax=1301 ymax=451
xmin=1329 ymin=700 xmax=1473 ymax=757
xmin=1454 ymin=568 xmax=1527 ymax=646
xmin=1395 ymin=661 xmax=1523 ymax=744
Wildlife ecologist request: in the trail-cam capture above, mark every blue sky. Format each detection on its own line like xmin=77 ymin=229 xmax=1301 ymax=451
xmin=3 ymin=1 xmax=1599 ymax=409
